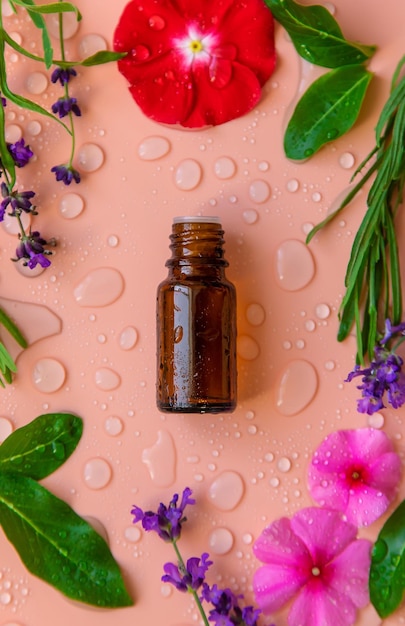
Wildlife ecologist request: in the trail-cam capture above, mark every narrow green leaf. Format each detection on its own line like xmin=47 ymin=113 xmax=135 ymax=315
xmin=0 ymin=473 xmax=133 ymax=607
xmin=264 ymin=0 xmax=376 ymax=67
xmin=11 ymin=0 xmax=81 ymax=19
xmin=0 ymin=43 xmax=16 ymax=184
xmin=370 ymin=498 xmax=405 ymax=617
xmin=0 ymin=306 xmax=27 ymax=348
xmin=0 ymin=343 xmax=17 ymax=374
xmin=375 ymin=78 xmax=405 ymax=145
xmin=80 ymin=50 xmax=127 ymax=66
xmin=385 ymin=208 xmax=402 ymax=324
xmin=285 ymin=65 xmax=373 ymax=160
xmin=0 ymin=413 xmax=82 ymax=479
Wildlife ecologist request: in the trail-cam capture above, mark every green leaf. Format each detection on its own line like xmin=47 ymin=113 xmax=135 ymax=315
xmin=80 ymin=50 xmax=127 ymax=66
xmin=0 ymin=306 xmax=27 ymax=349
xmin=264 ymin=0 xmax=376 ymax=67
xmin=370 ymin=498 xmax=405 ymax=617
xmin=11 ymin=0 xmax=81 ymax=19
xmin=285 ymin=64 xmax=373 ymax=159
xmin=0 ymin=343 xmax=16 ymax=387
xmin=0 ymin=413 xmax=82 ymax=479
xmin=0 ymin=473 xmax=133 ymax=607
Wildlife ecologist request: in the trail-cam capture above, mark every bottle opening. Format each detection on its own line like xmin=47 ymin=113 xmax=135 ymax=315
xmin=173 ymin=216 xmax=221 ymax=224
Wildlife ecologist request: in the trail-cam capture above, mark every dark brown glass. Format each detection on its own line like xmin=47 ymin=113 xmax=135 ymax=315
xmin=157 ymin=217 xmax=237 ymax=413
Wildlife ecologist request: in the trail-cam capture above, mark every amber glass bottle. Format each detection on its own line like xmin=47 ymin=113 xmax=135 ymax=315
xmin=157 ymin=217 xmax=237 ymax=413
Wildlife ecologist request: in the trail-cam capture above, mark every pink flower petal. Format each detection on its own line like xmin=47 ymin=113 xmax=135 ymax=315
xmin=288 ymin=579 xmax=357 ymax=626
xmin=254 ymin=564 xmax=308 ymax=614
xmin=325 ymin=538 xmax=371 ymax=608
xmin=253 ymin=516 xmax=312 ymax=567
xmin=291 ymin=507 xmax=358 ymax=567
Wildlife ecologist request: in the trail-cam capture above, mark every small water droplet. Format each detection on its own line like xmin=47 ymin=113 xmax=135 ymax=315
xmin=208 ymin=527 xmax=234 ymax=555
xmin=278 ymin=457 xmax=292 ymax=472
xmin=249 ymin=179 xmax=271 ymax=203
xmin=315 ymin=303 xmax=331 ymax=319
xmin=27 ymin=120 xmax=42 ymax=135
xmin=148 ymin=14 xmax=166 ymax=29
xmin=25 ymin=72 xmax=48 ymax=94
xmin=237 ymin=335 xmax=260 ymax=360
xmin=174 ymin=159 xmax=202 ymax=190
xmin=142 ymin=430 xmax=176 ymax=487
xmin=368 ymin=412 xmax=385 ymax=429
xmin=59 ymin=193 xmax=84 ymax=219
xmin=95 ymin=368 xmax=121 ymax=391
xmin=107 ymin=234 xmax=119 ymax=247
xmin=83 ymin=457 xmax=112 ymax=489
xmin=245 ymin=303 xmax=265 ymax=326
xmin=276 ymin=360 xmax=318 ymax=416
xmin=269 ymin=476 xmax=280 ymax=487
xmin=32 ymin=358 xmax=66 ymax=393
xmin=208 ymin=471 xmax=244 ymax=511
xmin=0 ymin=592 xmax=12 ymax=605
xmin=258 ymin=161 xmax=270 ymax=172
xmin=119 ymin=326 xmax=138 ymax=350
xmin=78 ymin=33 xmax=107 ymax=58
xmin=324 ymin=360 xmax=335 ymax=371
xmin=286 ymin=178 xmax=299 ymax=192
xmin=104 ymin=415 xmax=123 ymax=436
xmin=74 ymin=267 xmax=124 ymax=307
xmin=275 ymin=240 xmax=315 ymax=291
xmin=312 ymin=191 xmax=322 ymax=202
xmin=213 ymin=156 xmax=236 ymax=179
xmin=339 ymin=152 xmax=355 ymax=169
xmin=77 ymin=146 xmax=105 ymax=176
xmin=138 ymin=136 xmax=171 ymax=160
xmin=242 ymin=209 xmax=258 ymax=224
xmin=132 ymin=44 xmax=151 ymax=60
xmin=124 ymin=525 xmax=141 ymax=542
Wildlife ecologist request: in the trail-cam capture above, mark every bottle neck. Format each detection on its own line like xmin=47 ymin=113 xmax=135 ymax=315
xmin=166 ymin=220 xmax=228 ymax=277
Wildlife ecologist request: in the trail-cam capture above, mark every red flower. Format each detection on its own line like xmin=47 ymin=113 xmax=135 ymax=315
xmin=113 ymin=0 xmax=276 ymax=128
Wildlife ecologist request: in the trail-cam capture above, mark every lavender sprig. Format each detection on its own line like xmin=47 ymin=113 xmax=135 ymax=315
xmin=132 ymin=488 xmax=262 ymax=626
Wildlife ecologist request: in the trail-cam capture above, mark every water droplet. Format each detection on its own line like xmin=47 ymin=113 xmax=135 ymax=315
xmin=315 ymin=303 xmax=331 ymax=319
xmin=275 ymin=240 xmax=315 ymax=291
xmin=124 ymin=525 xmax=141 ymax=542
xmin=269 ymin=476 xmax=280 ymax=487
xmin=104 ymin=415 xmax=123 ymax=436
xmin=25 ymin=72 xmax=48 ymax=94
xmin=174 ymin=325 xmax=183 ymax=343
xmin=324 ymin=360 xmax=335 ymax=371
xmin=78 ymin=34 xmax=107 ymax=58
xmin=0 ymin=592 xmax=12 ymax=605
xmin=77 ymin=143 xmax=104 ymax=172
xmin=305 ymin=319 xmax=316 ymax=332
xmin=208 ymin=471 xmax=244 ymax=511
xmin=138 ymin=136 xmax=171 ymax=160
xmin=0 ymin=417 xmax=13 ymax=442
xmin=206 ymin=528 xmax=235 ymax=560
xmin=258 ymin=161 xmax=270 ymax=172
xmin=372 ymin=539 xmax=388 ymax=563
xmin=46 ymin=11 xmax=79 ymax=38
xmin=174 ymin=159 xmax=202 ymax=190
xmin=2 ymin=209 xmax=31 ymax=235
xmin=278 ymin=457 xmax=292 ymax=472
xmin=5 ymin=124 xmax=22 ymax=143
xmin=83 ymin=457 xmax=112 ymax=489
xmin=237 ymin=335 xmax=260 ymax=360
xmin=74 ymin=267 xmax=124 ymax=306
xmin=368 ymin=412 xmax=385 ymax=429
xmin=248 ymin=179 xmax=271 ymax=203
xmin=27 ymin=119 xmax=42 ymax=135
xmin=142 ymin=430 xmax=176 ymax=487
xmin=276 ymin=360 xmax=318 ymax=416
xmin=286 ymin=178 xmax=299 ymax=192
xmin=132 ymin=44 xmax=151 ymax=60
xmin=119 ymin=326 xmax=138 ymax=350
xmin=339 ymin=152 xmax=355 ymax=169
xmin=214 ymin=156 xmax=236 ymax=179
xmin=148 ymin=14 xmax=166 ymax=29
xmin=59 ymin=193 xmax=84 ymax=219
xmin=242 ymin=209 xmax=258 ymax=224
xmin=107 ymin=234 xmax=119 ymax=247
xmin=242 ymin=533 xmax=253 ymax=544
xmin=311 ymin=191 xmax=322 ymax=202
xmin=245 ymin=303 xmax=265 ymax=326
xmin=95 ymin=368 xmax=121 ymax=391
xmin=32 ymin=358 xmax=66 ymax=393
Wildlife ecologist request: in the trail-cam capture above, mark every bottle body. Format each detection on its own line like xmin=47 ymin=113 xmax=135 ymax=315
xmin=157 ymin=218 xmax=237 ymax=413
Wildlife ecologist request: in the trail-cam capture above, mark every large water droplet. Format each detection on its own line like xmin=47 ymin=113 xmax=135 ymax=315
xmin=94 ymin=367 xmax=121 ymax=391
xmin=208 ymin=471 xmax=244 ymax=511
xmin=249 ymin=179 xmax=271 ymax=203
xmin=104 ymin=415 xmax=123 ymax=436
xmin=276 ymin=360 xmax=318 ymax=415
xmin=214 ymin=157 xmax=236 ymax=179
xmin=5 ymin=124 xmax=22 ymax=143
xmin=32 ymin=358 xmax=66 ymax=393
xmin=275 ymin=240 xmax=315 ymax=291
xmin=174 ymin=159 xmax=202 ymax=190
xmin=246 ymin=303 xmax=265 ymax=326
xmin=148 ymin=14 xmax=166 ymax=30
xmin=237 ymin=335 xmax=260 ymax=360
xmin=25 ymin=71 xmax=48 ymax=94
xmin=118 ymin=326 xmax=138 ymax=350
xmin=59 ymin=193 xmax=84 ymax=219
xmin=77 ymin=143 xmax=104 ymax=172
xmin=73 ymin=267 xmax=124 ymax=306
xmin=0 ymin=416 xmax=13 ymax=442
xmin=242 ymin=209 xmax=258 ymax=224
xmin=208 ymin=527 xmax=234 ymax=555
xmin=138 ymin=136 xmax=171 ymax=160
xmin=83 ymin=457 xmax=112 ymax=489
xmin=46 ymin=11 xmax=79 ymax=38
xmin=142 ymin=430 xmax=176 ymax=487
xmin=78 ymin=34 xmax=107 ymax=58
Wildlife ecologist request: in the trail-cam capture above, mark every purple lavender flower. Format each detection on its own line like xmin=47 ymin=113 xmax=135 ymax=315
xmin=51 ymin=67 xmax=77 ymax=86
xmin=8 ymin=138 xmax=33 ymax=167
xmin=162 ymin=553 xmax=212 ymax=592
xmin=131 ymin=487 xmax=195 ymax=542
xmin=51 ymin=96 xmax=81 ymax=118
xmin=51 ymin=164 xmax=81 ymax=185
xmin=346 ymin=319 xmax=405 ymax=414
xmin=13 ymin=231 xmax=53 ymax=269
xmin=201 ymin=583 xmax=261 ymax=626
xmin=0 ymin=182 xmax=35 ymax=220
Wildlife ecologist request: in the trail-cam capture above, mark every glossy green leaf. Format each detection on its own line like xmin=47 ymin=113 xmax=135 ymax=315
xmin=370 ymin=499 xmax=405 ymax=617
xmin=80 ymin=50 xmax=127 ymax=66
xmin=285 ymin=65 xmax=373 ymax=160
xmin=11 ymin=0 xmax=81 ymax=19
xmin=0 ymin=413 xmax=82 ymax=479
xmin=264 ymin=0 xmax=376 ymax=67
xmin=0 ymin=473 xmax=133 ymax=607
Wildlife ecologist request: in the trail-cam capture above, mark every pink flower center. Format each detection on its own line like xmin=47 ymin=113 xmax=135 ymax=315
xmin=346 ymin=464 xmax=367 ymax=488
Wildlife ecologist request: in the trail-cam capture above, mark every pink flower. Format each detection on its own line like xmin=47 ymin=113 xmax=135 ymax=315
xmin=308 ymin=428 xmax=401 ymax=527
xmin=113 ymin=0 xmax=276 ymax=128
xmin=253 ymin=507 xmax=371 ymax=626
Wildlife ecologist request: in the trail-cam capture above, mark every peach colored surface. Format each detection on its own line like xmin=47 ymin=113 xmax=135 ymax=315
xmin=0 ymin=1 xmax=404 ymax=625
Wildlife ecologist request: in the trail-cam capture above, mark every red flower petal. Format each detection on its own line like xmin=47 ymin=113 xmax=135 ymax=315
xmin=113 ymin=0 xmax=276 ymax=127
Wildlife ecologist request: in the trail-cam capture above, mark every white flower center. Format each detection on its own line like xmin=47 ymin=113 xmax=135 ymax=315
xmin=174 ymin=26 xmax=217 ymax=67
xmin=312 ymin=566 xmax=321 ymax=577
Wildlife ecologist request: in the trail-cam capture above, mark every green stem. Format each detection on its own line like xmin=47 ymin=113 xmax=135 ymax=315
xmin=172 ymin=541 xmax=210 ymax=626
xmin=58 ymin=3 xmax=76 ymax=167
